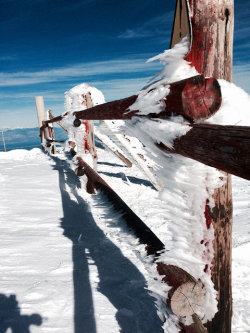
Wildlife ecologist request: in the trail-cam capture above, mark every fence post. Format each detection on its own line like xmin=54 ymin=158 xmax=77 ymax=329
xmin=35 ymin=96 xmax=46 ymax=143
xmin=46 ymin=110 xmax=56 ymax=154
xmin=85 ymin=92 xmax=98 ymax=171
xmin=1 ymin=130 xmax=6 ymax=152
xmin=185 ymin=1 xmax=234 ymax=332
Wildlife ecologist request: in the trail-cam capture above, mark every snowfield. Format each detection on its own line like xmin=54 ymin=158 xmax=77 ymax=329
xmin=0 ymin=146 xmax=249 ymax=333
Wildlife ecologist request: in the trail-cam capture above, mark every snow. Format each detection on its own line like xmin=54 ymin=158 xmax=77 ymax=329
xmin=61 ymin=83 xmax=106 ymax=174
xmin=0 ymin=147 xmax=249 ymax=332
xmin=207 ymin=79 xmax=250 ymax=126
xmin=64 ymin=83 xmax=105 ymax=113
xmin=0 ymin=148 xmax=163 ymax=333
xmin=129 ymin=36 xmax=197 ymax=118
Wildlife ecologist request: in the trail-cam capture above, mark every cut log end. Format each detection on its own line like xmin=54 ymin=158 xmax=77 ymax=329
xmin=170 ymin=281 xmax=205 ymax=317
xmin=181 ymin=76 xmax=222 ymax=121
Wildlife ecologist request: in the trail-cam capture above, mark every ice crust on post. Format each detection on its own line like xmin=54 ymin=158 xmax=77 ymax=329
xmin=62 ymin=83 xmax=105 ymax=179
xmin=125 ymin=38 xmax=221 ymax=330
xmin=125 ymin=37 xmax=250 ymax=330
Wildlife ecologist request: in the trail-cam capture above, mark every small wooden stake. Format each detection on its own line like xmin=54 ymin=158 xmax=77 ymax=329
xmin=48 ymin=110 xmax=69 ymax=133
xmin=35 ymin=96 xmax=46 ymax=142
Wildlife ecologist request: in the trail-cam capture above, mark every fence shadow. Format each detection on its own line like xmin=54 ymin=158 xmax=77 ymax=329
xmin=0 ymin=294 xmax=42 ymax=333
xmin=51 ymin=156 xmax=163 ymax=333
xmin=99 ymin=171 xmax=155 ymax=189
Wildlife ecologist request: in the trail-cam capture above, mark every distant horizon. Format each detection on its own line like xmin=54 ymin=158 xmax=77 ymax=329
xmin=0 ymin=126 xmax=68 ymax=152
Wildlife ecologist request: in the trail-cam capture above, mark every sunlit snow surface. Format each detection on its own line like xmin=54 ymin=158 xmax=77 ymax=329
xmin=0 ymin=147 xmax=249 ymax=333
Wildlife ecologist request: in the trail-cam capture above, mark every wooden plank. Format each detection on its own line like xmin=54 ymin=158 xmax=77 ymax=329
xmin=94 ymin=129 xmax=133 ymax=167
xmin=48 ymin=110 xmax=68 ymax=132
xmin=170 ymin=0 xmax=192 ymax=49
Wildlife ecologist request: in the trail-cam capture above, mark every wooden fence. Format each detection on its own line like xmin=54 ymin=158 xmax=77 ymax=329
xmin=34 ymin=0 xmax=247 ymax=332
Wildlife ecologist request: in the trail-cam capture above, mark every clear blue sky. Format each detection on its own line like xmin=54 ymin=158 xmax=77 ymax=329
xmin=0 ymin=0 xmax=249 ymax=128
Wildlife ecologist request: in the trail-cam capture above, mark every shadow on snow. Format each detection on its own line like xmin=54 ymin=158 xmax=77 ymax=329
xmin=51 ymin=155 xmax=163 ymax=333
xmin=0 ymin=294 xmax=42 ymax=333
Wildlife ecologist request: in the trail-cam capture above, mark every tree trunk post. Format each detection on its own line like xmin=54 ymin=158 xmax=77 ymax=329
xmin=185 ymin=1 xmax=234 ymax=332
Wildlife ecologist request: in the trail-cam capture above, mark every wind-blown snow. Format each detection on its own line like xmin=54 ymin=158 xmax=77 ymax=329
xmin=64 ymin=83 xmax=105 ymax=113
xmin=146 ymin=36 xmax=197 ymax=84
xmin=207 ymin=79 xmax=250 ymax=126
xmin=119 ymin=35 xmax=250 ymax=329
xmin=62 ymin=83 xmax=106 ymax=172
xmin=129 ymin=36 xmax=197 ymax=118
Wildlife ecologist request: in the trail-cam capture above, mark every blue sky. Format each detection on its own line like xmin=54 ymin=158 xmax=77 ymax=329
xmin=0 ymin=0 xmax=249 ymax=128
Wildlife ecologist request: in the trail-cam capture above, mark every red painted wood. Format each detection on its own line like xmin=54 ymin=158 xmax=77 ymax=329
xmin=74 ymin=76 xmax=221 ymax=122
xmin=185 ymin=0 xmax=234 ymax=82
xmin=157 ymin=263 xmax=195 ymax=287
xmin=41 ymin=75 xmax=222 ymax=132
xmin=185 ymin=1 xmax=234 ymax=332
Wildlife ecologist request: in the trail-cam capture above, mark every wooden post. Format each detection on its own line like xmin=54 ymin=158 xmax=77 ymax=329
xmin=185 ymin=1 xmax=234 ymax=332
xmin=35 ymin=96 xmax=46 ymax=142
xmin=47 ymin=110 xmax=56 ymax=154
xmin=85 ymin=92 xmax=98 ymax=171
xmin=48 ymin=110 xmax=69 ymax=133
xmin=1 ymin=131 xmax=6 ymax=152
xmin=41 ymin=75 xmax=222 ymax=128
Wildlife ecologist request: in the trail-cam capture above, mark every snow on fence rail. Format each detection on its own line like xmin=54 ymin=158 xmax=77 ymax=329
xmin=40 ymin=75 xmax=250 ymax=182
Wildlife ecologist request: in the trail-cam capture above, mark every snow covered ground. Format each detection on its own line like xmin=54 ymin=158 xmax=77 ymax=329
xmin=0 ymin=145 xmax=249 ymax=333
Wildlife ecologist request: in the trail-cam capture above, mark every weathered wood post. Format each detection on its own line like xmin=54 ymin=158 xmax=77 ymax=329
xmin=85 ymin=92 xmax=98 ymax=171
xmin=35 ymin=96 xmax=46 ymax=142
xmin=185 ymin=1 xmax=234 ymax=332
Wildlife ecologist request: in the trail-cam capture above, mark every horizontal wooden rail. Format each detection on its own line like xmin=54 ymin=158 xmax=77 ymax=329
xmin=77 ymin=156 xmax=164 ymax=254
xmin=41 ymin=75 xmax=221 ymax=132
xmin=158 ymin=123 xmax=250 ymax=181
xmin=76 ymin=156 xmax=207 ymax=330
